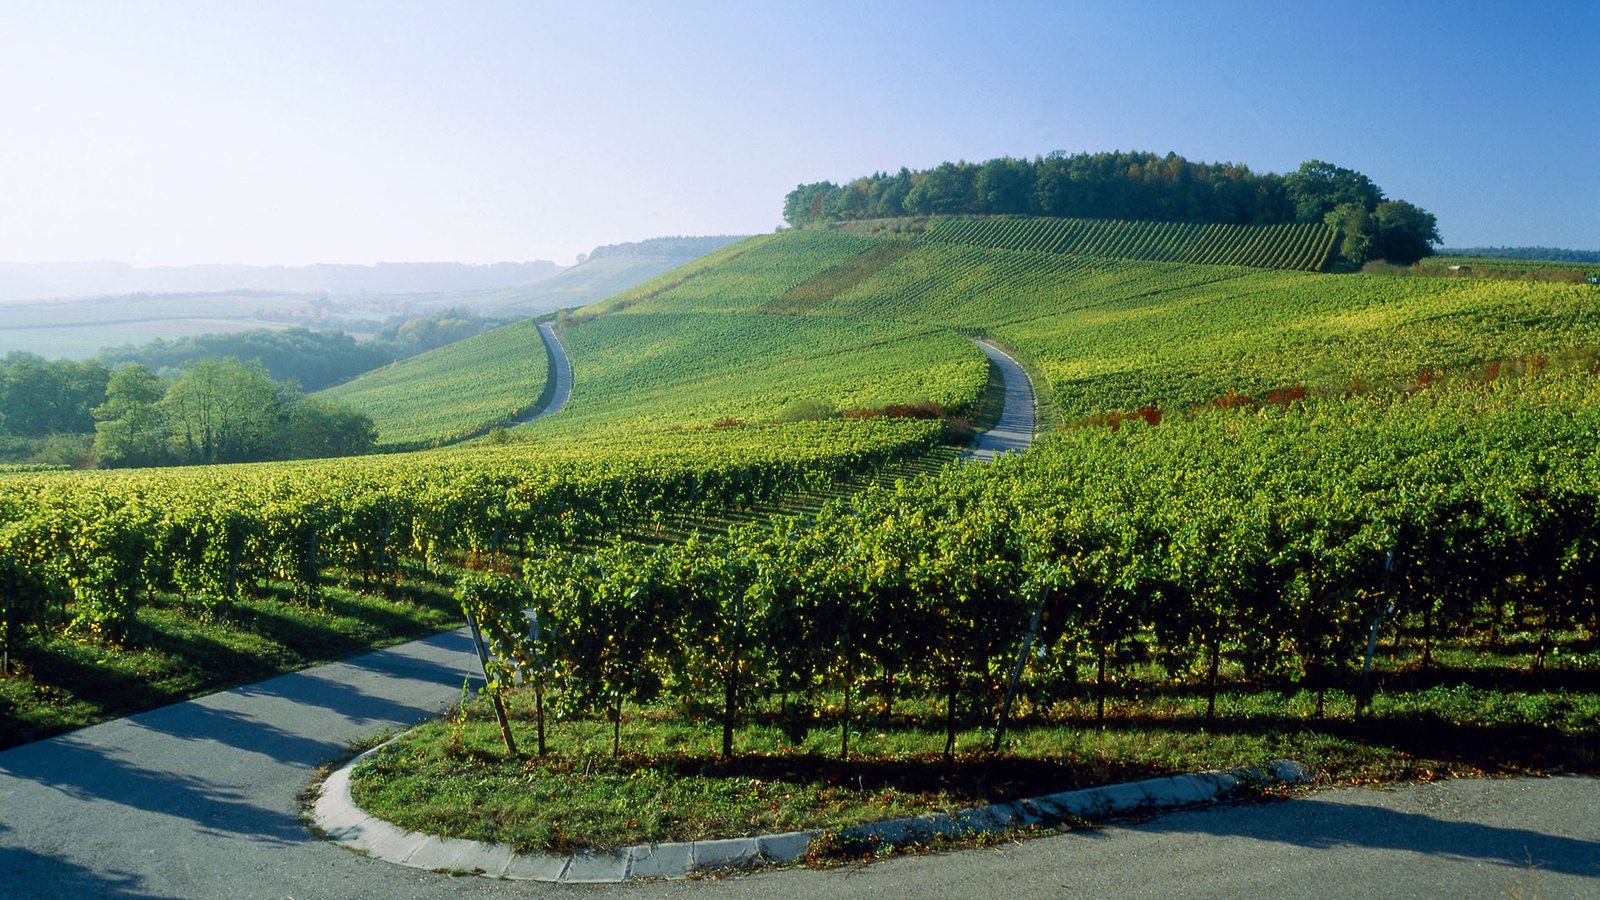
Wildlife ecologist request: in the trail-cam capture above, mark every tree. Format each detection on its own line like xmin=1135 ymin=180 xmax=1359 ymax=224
xmin=902 ymin=161 xmax=977 ymax=216
xmin=1324 ymin=203 xmax=1373 ymax=266
xmin=782 ymin=181 xmax=839 ymax=226
xmin=92 ymin=364 xmax=170 ymax=467
xmin=0 ymin=354 xmax=109 ymax=436
xmin=974 ymin=157 xmax=1035 ymax=215
xmin=282 ymin=397 xmax=376 ymax=459
xmin=1369 ymin=200 xmax=1441 ymax=265
xmin=161 ymin=358 xmax=287 ymax=463
xmin=1284 ymin=160 xmax=1384 ymax=224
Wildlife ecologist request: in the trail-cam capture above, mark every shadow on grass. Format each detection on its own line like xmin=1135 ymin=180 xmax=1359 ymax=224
xmin=518 ymin=749 xmax=1172 ymax=805
xmin=1031 ymin=708 xmax=1597 ymax=774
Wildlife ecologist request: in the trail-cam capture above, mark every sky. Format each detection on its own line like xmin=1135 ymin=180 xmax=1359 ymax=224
xmin=2 ymin=0 xmax=1595 ymax=266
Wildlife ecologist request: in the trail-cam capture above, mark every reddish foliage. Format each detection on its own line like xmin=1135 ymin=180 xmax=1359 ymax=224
xmin=1262 ymin=386 xmax=1307 ymax=406
xmin=710 ymin=417 xmax=744 ymax=429
xmin=1412 ymin=369 xmax=1445 ymax=391
xmin=841 ymin=401 xmax=945 ymax=420
xmin=1210 ymin=388 xmax=1254 ymax=410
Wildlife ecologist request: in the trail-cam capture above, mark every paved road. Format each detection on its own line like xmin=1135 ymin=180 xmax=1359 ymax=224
xmin=517 ymin=321 xmax=572 ymax=425
xmin=965 ymin=339 xmax=1036 ymax=462
xmin=0 ymin=629 xmax=486 ymax=899
xmin=3 ymin=627 xmax=1596 ymax=898
xmin=639 ymin=776 xmax=1600 ymax=900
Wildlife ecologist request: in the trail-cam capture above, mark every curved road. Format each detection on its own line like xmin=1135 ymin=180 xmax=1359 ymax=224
xmin=516 ymin=322 xmax=572 ymax=425
xmin=966 ymin=338 xmax=1037 ymax=462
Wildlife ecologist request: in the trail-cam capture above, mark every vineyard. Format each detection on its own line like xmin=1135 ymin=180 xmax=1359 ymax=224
xmin=470 ymin=376 xmax=1600 ymax=756
xmin=317 ymin=317 xmax=554 ymax=449
xmin=922 ymin=215 xmax=1338 ymax=271
xmin=3 ymin=216 xmax=1598 ymax=793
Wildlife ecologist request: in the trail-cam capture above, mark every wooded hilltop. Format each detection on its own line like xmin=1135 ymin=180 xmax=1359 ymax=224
xmin=785 ymin=151 xmax=1441 ymax=266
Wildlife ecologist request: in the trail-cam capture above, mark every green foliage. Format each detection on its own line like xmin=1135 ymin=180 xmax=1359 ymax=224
xmin=1369 ymin=201 xmax=1442 ymax=266
xmin=1284 ymin=159 xmax=1385 ymax=224
xmin=785 ymin=151 xmax=1307 ymax=227
xmin=99 ymin=326 xmax=395 ymax=392
xmin=0 ymin=353 xmax=110 ymax=437
xmin=88 ymin=357 xmax=377 ymax=466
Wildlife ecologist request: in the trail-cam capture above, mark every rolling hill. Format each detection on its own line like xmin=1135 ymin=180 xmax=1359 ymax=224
xmin=6 ymin=209 xmax=1598 ymax=761
xmin=324 ymin=214 xmax=1598 ymax=449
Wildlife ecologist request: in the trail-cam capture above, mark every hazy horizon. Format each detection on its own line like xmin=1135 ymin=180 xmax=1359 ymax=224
xmin=3 ymin=1 xmax=1595 ymax=267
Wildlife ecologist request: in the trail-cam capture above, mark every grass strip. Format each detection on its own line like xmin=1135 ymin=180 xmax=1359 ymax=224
xmin=348 ymin=664 xmax=1599 ymax=855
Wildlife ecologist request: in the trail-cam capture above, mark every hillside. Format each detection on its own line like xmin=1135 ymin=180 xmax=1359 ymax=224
xmin=312 ymin=237 xmax=751 ymax=445
xmin=537 ymin=217 xmax=1598 ymax=433
xmin=314 ymin=215 xmax=1599 ymax=450
xmin=315 ymin=317 xmax=552 ymax=449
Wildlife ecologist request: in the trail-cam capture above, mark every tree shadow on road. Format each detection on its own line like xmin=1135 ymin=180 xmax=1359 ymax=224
xmin=0 ymin=824 xmax=164 ymax=900
xmin=0 ymin=725 xmax=307 ymax=846
xmin=1140 ymin=784 xmax=1600 ymax=879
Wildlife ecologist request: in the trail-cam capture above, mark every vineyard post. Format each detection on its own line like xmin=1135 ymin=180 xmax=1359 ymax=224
xmin=463 ymin=605 xmax=517 ymax=752
xmin=993 ymin=580 xmax=1051 ymax=752
xmin=1358 ymin=544 xmax=1398 ymax=717
xmin=523 ymin=608 xmax=547 ymax=756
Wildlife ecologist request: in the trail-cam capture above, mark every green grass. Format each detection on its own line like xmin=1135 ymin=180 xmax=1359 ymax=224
xmin=350 ymin=629 xmax=1599 ymax=853
xmin=532 ymin=311 xmax=985 ymax=438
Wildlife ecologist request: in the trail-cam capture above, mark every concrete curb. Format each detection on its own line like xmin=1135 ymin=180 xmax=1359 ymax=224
xmin=312 ymin=739 xmax=1313 ymax=883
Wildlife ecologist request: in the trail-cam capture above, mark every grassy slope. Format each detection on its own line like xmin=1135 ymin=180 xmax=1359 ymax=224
xmin=317 ymin=318 xmax=549 ymax=448
xmin=311 ymin=237 xmax=790 ymax=447
xmin=326 ymin=217 xmax=1599 ymax=449
xmin=531 ymin=230 xmax=988 ymax=437
xmin=771 ymin=225 xmax=1600 ymax=419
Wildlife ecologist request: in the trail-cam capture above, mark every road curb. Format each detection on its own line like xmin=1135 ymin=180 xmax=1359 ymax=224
xmin=312 ymin=739 xmax=1313 ymax=883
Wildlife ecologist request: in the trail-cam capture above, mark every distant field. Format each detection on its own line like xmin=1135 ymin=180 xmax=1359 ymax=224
xmin=0 ymin=317 xmax=294 ymax=359
xmin=0 ymin=293 xmax=333 ymax=359
xmin=462 ymin=237 xmax=748 ymax=317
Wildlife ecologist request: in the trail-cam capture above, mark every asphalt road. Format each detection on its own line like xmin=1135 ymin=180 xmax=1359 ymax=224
xmin=966 ymin=339 xmax=1036 ymax=462
xmin=517 ymin=321 xmax=573 ymax=425
xmin=2 ymin=626 xmax=1596 ymax=899
xmin=638 ymin=776 xmax=1600 ymax=900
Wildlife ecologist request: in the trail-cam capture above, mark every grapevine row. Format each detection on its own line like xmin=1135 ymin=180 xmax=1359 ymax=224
xmin=922 ymin=216 xmax=1337 ymax=271
xmin=465 ymin=375 xmax=1600 ymax=759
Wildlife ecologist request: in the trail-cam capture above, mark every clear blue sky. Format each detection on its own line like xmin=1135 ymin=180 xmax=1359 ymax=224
xmin=2 ymin=0 xmax=1595 ymax=265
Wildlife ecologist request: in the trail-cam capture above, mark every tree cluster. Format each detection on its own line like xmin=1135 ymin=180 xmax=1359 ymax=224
xmin=0 ymin=353 xmax=375 ymax=467
xmin=92 ymin=358 xmax=375 ymax=467
xmin=784 ymin=152 xmax=1440 ymax=265
xmin=1437 ymin=246 xmax=1600 ymax=264
xmin=0 ymin=354 xmax=108 ymax=437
